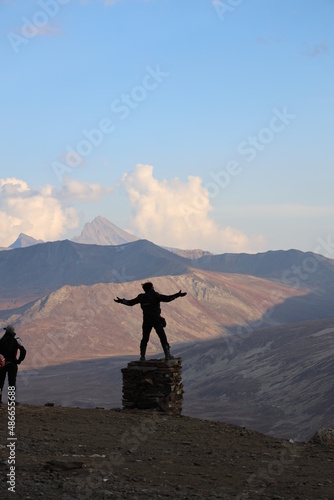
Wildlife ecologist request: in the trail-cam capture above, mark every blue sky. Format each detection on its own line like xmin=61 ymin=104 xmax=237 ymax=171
xmin=1 ymin=0 xmax=333 ymax=256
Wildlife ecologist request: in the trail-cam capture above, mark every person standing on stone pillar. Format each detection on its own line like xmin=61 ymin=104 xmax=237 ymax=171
xmin=114 ymin=282 xmax=187 ymax=361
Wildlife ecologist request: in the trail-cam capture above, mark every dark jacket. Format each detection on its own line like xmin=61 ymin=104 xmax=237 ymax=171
xmin=122 ymin=290 xmax=181 ymax=318
xmin=0 ymin=333 xmax=26 ymax=364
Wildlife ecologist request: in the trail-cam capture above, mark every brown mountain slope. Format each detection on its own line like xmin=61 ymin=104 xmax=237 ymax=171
xmin=6 ymin=270 xmax=307 ymax=369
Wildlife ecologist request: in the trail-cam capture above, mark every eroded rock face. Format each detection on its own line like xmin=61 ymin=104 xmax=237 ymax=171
xmin=309 ymin=428 xmax=334 ymax=447
xmin=121 ymin=358 xmax=183 ymax=415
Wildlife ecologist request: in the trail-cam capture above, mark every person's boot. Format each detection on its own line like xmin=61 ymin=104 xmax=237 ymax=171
xmin=163 ymin=344 xmax=174 ymax=360
xmin=140 ymin=345 xmax=146 ymax=361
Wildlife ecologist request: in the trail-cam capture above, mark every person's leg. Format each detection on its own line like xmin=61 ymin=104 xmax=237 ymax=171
xmin=7 ymin=363 xmax=18 ymax=404
xmin=140 ymin=319 xmax=152 ymax=360
xmin=153 ymin=318 xmax=173 ymax=359
xmin=7 ymin=363 xmax=18 ymax=389
xmin=0 ymin=366 xmax=9 ymax=403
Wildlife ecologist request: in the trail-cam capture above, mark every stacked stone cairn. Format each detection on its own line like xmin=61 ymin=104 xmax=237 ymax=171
xmin=121 ymin=358 xmax=183 ymax=415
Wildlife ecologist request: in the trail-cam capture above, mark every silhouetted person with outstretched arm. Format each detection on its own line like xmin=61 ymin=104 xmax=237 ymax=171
xmin=114 ymin=282 xmax=187 ymax=361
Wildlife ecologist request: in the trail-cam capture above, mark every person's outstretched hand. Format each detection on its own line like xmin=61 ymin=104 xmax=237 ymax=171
xmin=114 ymin=297 xmax=124 ymax=303
xmin=178 ymin=290 xmax=187 ymax=297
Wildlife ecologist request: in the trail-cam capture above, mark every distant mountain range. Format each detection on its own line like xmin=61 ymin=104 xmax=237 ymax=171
xmin=6 ymin=217 xmax=138 ymax=250
xmin=5 ymin=216 xmax=211 ymax=259
xmin=1 ymin=236 xmax=333 ymax=302
xmin=1 ymin=237 xmax=334 ymax=314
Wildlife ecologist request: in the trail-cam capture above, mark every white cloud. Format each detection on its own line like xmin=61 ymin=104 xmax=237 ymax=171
xmin=0 ymin=177 xmax=79 ymax=246
xmin=0 ymin=176 xmax=115 ymax=247
xmin=122 ymin=164 xmax=264 ymax=253
xmin=53 ymin=176 xmax=113 ymax=202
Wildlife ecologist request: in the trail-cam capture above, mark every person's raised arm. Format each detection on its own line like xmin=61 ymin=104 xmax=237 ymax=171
xmin=114 ymin=296 xmax=140 ymax=306
xmin=159 ymin=290 xmax=187 ymax=303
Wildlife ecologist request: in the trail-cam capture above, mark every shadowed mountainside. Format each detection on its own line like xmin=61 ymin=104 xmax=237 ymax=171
xmin=178 ymin=317 xmax=334 ymax=441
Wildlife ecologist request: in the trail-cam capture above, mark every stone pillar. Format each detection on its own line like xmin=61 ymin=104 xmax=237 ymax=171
xmin=121 ymin=358 xmax=183 ymax=415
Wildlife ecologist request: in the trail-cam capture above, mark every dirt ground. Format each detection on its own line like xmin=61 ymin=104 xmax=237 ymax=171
xmin=0 ymin=403 xmax=333 ymax=499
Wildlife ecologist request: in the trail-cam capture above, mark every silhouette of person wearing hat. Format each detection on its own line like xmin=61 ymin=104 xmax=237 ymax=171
xmin=0 ymin=325 xmax=26 ymax=404
xmin=114 ymin=282 xmax=187 ymax=360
